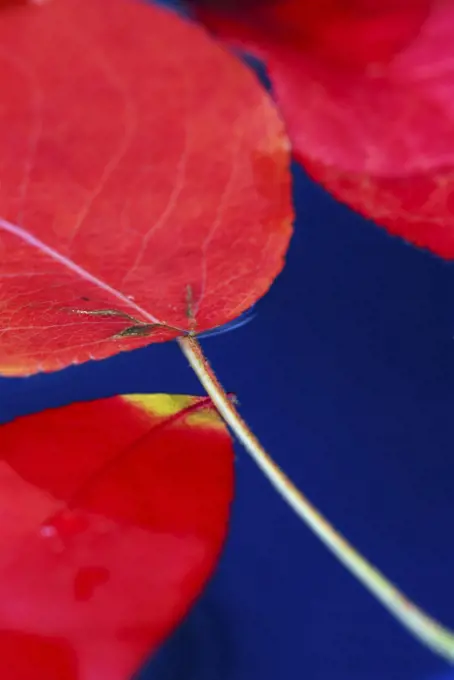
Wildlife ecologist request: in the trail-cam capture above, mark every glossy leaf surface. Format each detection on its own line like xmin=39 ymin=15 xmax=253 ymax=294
xmin=0 ymin=0 xmax=292 ymax=375
xmin=190 ymin=1 xmax=454 ymax=257
xmin=0 ymin=393 xmax=234 ymax=680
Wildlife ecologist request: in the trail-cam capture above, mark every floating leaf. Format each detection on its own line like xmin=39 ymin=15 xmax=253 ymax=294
xmin=0 ymin=0 xmax=292 ymax=375
xmin=0 ymin=393 xmax=234 ymax=680
xmin=187 ymin=1 xmax=431 ymax=65
xmin=189 ymin=1 xmax=454 ymax=257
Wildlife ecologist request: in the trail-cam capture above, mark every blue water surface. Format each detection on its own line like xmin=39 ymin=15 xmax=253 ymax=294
xmin=1 ymin=3 xmax=454 ymax=679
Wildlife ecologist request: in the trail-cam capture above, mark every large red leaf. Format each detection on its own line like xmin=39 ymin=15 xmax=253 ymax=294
xmin=0 ymin=392 xmax=234 ymax=680
xmin=0 ymin=0 xmax=292 ymax=376
xmin=187 ymin=1 xmax=431 ymax=65
xmin=190 ymin=1 xmax=454 ymax=257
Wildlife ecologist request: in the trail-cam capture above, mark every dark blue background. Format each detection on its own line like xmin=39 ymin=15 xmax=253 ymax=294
xmin=2 ymin=4 xmax=454 ymax=678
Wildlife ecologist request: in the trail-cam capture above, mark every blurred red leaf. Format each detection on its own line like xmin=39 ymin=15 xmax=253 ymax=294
xmin=0 ymin=0 xmax=292 ymax=376
xmin=190 ymin=1 xmax=454 ymax=258
xmin=0 ymin=392 xmax=234 ymax=680
xmin=0 ymin=0 xmax=49 ymax=9
xmin=188 ymin=1 xmax=431 ymax=65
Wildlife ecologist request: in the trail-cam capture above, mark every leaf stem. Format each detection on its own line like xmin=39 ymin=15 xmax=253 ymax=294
xmin=178 ymin=334 xmax=454 ymax=663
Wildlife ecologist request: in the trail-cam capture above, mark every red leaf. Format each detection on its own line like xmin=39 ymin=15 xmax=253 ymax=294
xmin=189 ymin=1 xmax=431 ymax=65
xmin=190 ymin=1 xmax=454 ymax=258
xmin=0 ymin=1 xmax=27 ymax=7
xmin=0 ymin=0 xmax=50 ymax=11
xmin=0 ymin=393 xmax=234 ymax=680
xmin=0 ymin=0 xmax=292 ymax=376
